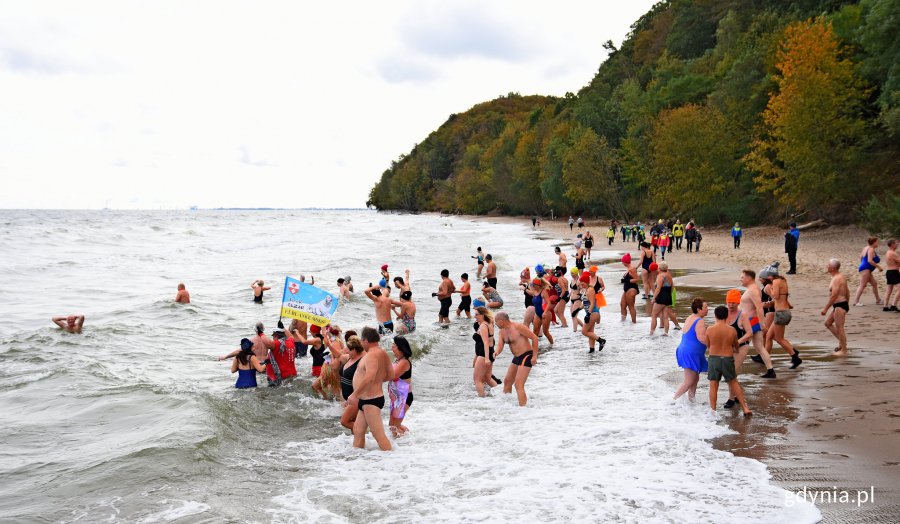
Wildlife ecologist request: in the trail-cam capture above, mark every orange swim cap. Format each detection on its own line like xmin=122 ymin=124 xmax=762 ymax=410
xmin=726 ymin=289 xmax=742 ymax=303
xmin=589 ymin=265 xmax=598 ymax=273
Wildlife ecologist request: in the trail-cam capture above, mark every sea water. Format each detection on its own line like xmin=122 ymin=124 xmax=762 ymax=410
xmin=0 ymin=210 xmax=820 ymax=523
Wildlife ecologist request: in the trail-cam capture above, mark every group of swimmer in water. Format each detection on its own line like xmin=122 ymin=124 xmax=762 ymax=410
xmin=52 ymin=221 xmax=900 ymax=450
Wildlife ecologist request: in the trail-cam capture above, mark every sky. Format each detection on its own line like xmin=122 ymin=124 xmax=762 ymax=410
xmin=0 ymin=0 xmax=658 ymax=209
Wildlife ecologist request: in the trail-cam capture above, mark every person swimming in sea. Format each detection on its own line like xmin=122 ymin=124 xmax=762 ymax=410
xmin=251 ymin=280 xmax=270 ymax=303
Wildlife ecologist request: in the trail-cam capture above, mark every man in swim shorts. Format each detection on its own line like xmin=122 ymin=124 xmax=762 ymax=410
xmin=348 ymin=327 xmax=393 ymax=451
xmin=435 ymin=269 xmax=455 ymax=324
xmin=707 ymin=306 xmax=752 ymax=416
xmin=822 ymin=259 xmax=850 ymax=355
xmin=493 ymin=312 xmax=539 ymax=406
xmin=52 ymin=315 xmax=84 ymax=333
xmin=365 ymin=284 xmax=394 ymax=334
xmin=739 ymin=269 xmax=775 ymax=378
xmin=485 ymin=254 xmax=498 ymax=289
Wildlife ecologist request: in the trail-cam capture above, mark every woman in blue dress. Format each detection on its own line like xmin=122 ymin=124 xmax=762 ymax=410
xmin=674 ymin=298 xmax=709 ymax=401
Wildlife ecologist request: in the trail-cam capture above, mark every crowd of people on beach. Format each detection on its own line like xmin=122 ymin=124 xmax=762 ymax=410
xmin=53 ymin=218 xmax=900 ymax=451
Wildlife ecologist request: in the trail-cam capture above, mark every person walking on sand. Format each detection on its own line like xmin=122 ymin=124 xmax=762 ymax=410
xmin=349 ymin=327 xmax=393 ymax=451
xmin=494 ymin=312 xmax=539 ymax=407
xmin=577 ymin=216 xmax=584 ymax=229
xmin=731 ymin=223 xmax=742 ymax=249
xmin=251 ymin=280 xmax=270 ymax=303
xmin=175 ymin=283 xmax=190 ymax=303
xmin=785 ymin=223 xmax=799 ymax=274
xmin=673 ymin=220 xmax=684 ymax=250
xmin=568 ymin=216 xmax=574 ymax=231
xmin=52 ymin=314 xmax=85 ymax=333
xmin=739 ymin=269 xmax=776 ymax=378
xmin=884 ymin=239 xmax=900 ymax=312
xmin=764 ymin=274 xmax=802 ymax=369
xmin=706 ymin=306 xmax=752 ymax=417
xmin=822 ymin=259 xmax=851 ymax=355
xmin=674 ymin=298 xmax=709 ymax=402
xmin=853 ymin=236 xmax=883 ymax=307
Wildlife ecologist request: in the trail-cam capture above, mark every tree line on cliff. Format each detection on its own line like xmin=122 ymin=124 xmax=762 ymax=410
xmin=368 ymin=0 xmax=899 ymax=232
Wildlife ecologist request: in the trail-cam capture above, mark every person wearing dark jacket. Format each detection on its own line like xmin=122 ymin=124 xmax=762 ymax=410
xmin=784 ymin=223 xmax=799 ymax=274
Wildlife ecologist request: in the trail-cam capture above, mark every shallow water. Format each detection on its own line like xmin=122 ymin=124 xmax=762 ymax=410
xmin=0 ymin=210 xmax=819 ymax=522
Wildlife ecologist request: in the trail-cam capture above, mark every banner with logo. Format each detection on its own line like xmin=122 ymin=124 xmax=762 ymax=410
xmin=280 ymin=277 xmax=338 ymax=327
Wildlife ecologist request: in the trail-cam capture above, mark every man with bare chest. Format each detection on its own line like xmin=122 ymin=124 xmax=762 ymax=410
xmin=493 ymin=312 xmax=539 ymax=406
xmin=365 ymin=284 xmax=394 ymax=334
xmin=348 ymin=327 xmax=393 ymax=451
xmin=822 ymin=259 xmax=851 ymax=355
xmin=739 ymin=269 xmax=775 ymax=378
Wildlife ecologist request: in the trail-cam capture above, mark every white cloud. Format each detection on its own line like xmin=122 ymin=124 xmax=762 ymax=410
xmin=0 ymin=0 xmax=658 ymax=209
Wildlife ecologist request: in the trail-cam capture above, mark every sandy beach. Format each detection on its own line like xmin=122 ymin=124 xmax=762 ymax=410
xmin=465 ymin=214 xmax=900 ymax=522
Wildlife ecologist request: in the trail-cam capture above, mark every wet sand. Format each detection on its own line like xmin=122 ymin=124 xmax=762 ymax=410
xmin=461 ymin=214 xmax=900 ymax=522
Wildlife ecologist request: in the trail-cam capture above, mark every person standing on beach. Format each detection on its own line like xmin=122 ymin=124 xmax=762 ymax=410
xmin=785 ymin=223 xmax=799 ymax=274
xmin=494 ymin=312 xmax=539 ymax=407
xmin=349 ymin=327 xmax=393 ymax=451
xmin=607 ymin=225 xmax=615 ymax=246
xmin=674 ymin=298 xmax=709 ymax=402
xmin=52 ymin=315 xmax=84 ymax=333
xmin=731 ymin=223 xmax=742 ymax=249
xmin=884 ymin=239 xmax=900 ymax=312
xmin=175 ymin=283 xmax=190 ymax=303
xmin=706 ymin=306 xmax=752 ymax=417
xmin=435 ymin=269 xmax=455 ymax=325
xmin=531 ymin=216 xmax=537 ymax=228
xmin=685 ymin=222 xmax=696 ymax=253
xmin=739 ymin=269 xmax=776 ymax=378
xmin=365 ymin=284 xmax=394 ymax=334
xmin=577 ymin=216 xmax=584 ymax=229
xmin=673 ymin=220 xmax=684 ymax=250
xmin=765 ymin=274 xmax=802 ymax=369
xmin=822 ymin=259 xmax=850 ymax=355
xmin=251 ymin=280 xmax=270 ymax=303
xmin=568 ymin=216 xmax=574 ymax=231
xmin=853 ymin=236 xmax=883 ymax=307
xmin=485 ymin=254 xmax=498 ymax=289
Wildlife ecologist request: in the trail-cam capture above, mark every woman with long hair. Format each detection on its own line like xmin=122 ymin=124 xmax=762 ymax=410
xmin=389 ymin=336 xmax=414 ymax=437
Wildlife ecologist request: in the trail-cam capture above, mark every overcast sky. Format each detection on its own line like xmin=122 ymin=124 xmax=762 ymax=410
xmin=0 ymin=0 xmax=657 ymax=209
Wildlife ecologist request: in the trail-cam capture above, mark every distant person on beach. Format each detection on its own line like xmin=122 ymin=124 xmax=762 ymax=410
xmin=685 ymin=222 xmax=696 ymax=253
xmin=853 ymin=236 xmax=883 ymax=307
xmin=739 ymin=269 xmax=775 ymax=378
xmin=568 ymin=216 xmax=574 ymax=231
xmin=785 ymin=223 xmax=799 ymax=274
xmin=577 ymin=217 xmax=584 ymax=229
xmin=434 ymin=269 xmax=455 ymax=325
xmin=52 ymin=315 xmax=84 ymax=333
xmin=822 ymin=259 xmax=850 ymax=355
xmin=531 ymin=216 xmax=537 ymax=228
xmin=473 ymin=247 xmax=485 ymax=279
xmin=607 ymin=225 xmax=615 ymax=246
xmin=232 ymin=338 xmax=267 ymax=389
xmin=251 ymin=280 xmax=270 ymax=303
xmin=694 ymin=229 xmax=702 ymax=252
xmin=884 ymin=239 xmax=900 ymax=312
xmin=175 ymin=283 xmax=190 ymax=303
xmin=706 ymin=306 xmax=752 ymax=417
xmin=731 ymin=223 xmax=742 ymax=249
xmin=674 ymin=298 xmax=709 ymax=402
xmin=485 ymin=254 xmax=498 ymax=288
xmin=349 ymin=327 xmax=393 ymax=451
xmin=365 ymin=284 xmax=394 ymax=334
xmin=494 ymin=312 xmax=539 ymax=406
xmin=658 ymin=229 xmax=670 ymax=260
xmin=455 ymin=273 xmax=472 ymax=318
xmin=620 ymin=254 xmax=639 ymax=323
xmin=673 ymin=220 xmax=684 ymax=250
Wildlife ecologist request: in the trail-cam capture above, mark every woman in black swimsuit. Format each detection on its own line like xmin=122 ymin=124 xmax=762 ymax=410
xmin=472 ymin=307 xmax=499 ymax=396
xmin=639 ymin=242 xmax=655 ymax=299
xmin=338 ymin=334 xmax=364 ymax=430
xmin=620 ymin=254 xmax=639 ymax=323
xmin=389 ymin=336 xmax=414 ymax=436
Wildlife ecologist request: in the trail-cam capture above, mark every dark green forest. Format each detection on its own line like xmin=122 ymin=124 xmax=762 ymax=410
xmin=368 ymin=0 xmax=899 ymax=230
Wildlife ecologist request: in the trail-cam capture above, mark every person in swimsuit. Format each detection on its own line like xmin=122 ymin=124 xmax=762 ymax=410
xmin=578 ymin=273 xmax=606 ymax=353
xmin=435 ymin=269 xmax=455 ymax=325
xmin=705 ymin=306 xmax=752 ymax=417
xmin=552 ymin=268 xmax=570 ymax=329
xmin=337 ymin=278 xmax=352 ymax=300
xmin=175 ymin=283 xmax=190 ymax=303
xmin=519 ymin=267 xmax=533 ymax=308
xmin=389 ymin=336 xmax=414 ymax=437
xmin=349 ymin=327 xmax=393 ymax=451
xmin=231 ymin=338 xmax=267 ymax=389
xmin=474 ymin=247 xmax=485 ymax=279
xmin=493 ymin=312 xmax=539 ymax=406
xmin=251 ymin=280 xmax=270 ymax=303
xmin=455 ymin=273 xmax=473 ymax=318
xmin=392 ymin=269 xmax=412 ymax=294
xmin=584 ymin=230 xmax=594 ymax=259
xmin=619 ymin=254 xmax=639 ymax=323
xmin=639 ymin=242 xmax=655 ymax=299
xmin=568 ymin=216 xmax=574 ymax=231
xmin=482 ymin=281 xmax=504 ymax=309
xmin=575 ymin=244 xmax=586 ymax=272
xmin=674 ymin=298 xmax=709 ymax=401
xmin=472 ymin=307 xmax=499 ymax=397
xmin=739 ymin=269 xmax=776 ymax=378
xmin=765 ymin=274 xmax=801 ymax=369
xmin=853 ymin=236 xmax=883 ymax=307
xmin=365 ymin=284 xmax=395 ymax=334
xmin=338 ymin=333 xmax=364 ymax=429
xmin=722 ymin=289 xmax=755 ymax=409
xmin=650 ymin=262 xmax=674 ymax=336
xmin=524 ymin=277 xmax=555 ymax=347
xmin=884 ymin=239 xmax=900 ymax=312
xmin=52 ymin=314 xmax=84 ymax=333
xmin=555 ymin=246 xmax=567 ymax=273
xmin=485 ymin=255 xmax=498 ymax=288
xmin=391 ymin=290 xmax=417 ymax=334
xmin=822 ymin=259 xmax=851 ymax=356
xmin=568 ymin=267 xmax=585 ymax=332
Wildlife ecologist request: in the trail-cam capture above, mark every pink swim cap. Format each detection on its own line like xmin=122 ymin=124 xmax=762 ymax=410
xmin=621 ymin=253 xmax=632 ymax=264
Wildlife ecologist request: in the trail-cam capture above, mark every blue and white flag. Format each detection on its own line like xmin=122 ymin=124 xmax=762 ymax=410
xmin=280 ymin=277 xmax=338 ymax=327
